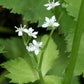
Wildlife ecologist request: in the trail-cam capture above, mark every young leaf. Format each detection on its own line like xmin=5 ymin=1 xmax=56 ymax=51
xmin=1 ymin=57 xmax=39 ymax=84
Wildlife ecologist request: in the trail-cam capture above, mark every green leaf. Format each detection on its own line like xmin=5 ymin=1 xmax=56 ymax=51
xmin=0 ymin=0 xmax=53 ymax=26
xmin=29 ymin=75 xmax=62 ymax=84
xmin=0 ymin=46 xmax=5 ymax=53
xmin=44 ymin=76 xmax=62 ymax=84
xmin=71 ymin=76 xmax=80 ymax=84
xmin=0 ymin=37 xmax=27 ymax=59
xmin=59 ymin=10 xmax=76 ymax=35
xmin=47 ymin=34 xmax=69 ymax=77
xmin=64 ymin=0 xmax=81 ymax=20
xmin=38 ymin=35 xmax=59 ymax=76
xmin=74 ymin=33 xmax=84 ymax=76
xmin=1 ymin=57 xmax=39 ymax=84
xmin=65 ymin=32 xmax=84 ymax=76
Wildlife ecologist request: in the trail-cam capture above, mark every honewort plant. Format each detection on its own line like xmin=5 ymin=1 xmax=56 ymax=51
xmin=0 ymin=0 xmax=84 ymax=84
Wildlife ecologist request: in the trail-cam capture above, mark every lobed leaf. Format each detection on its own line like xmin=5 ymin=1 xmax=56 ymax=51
xmin=0 ymin=37 xmax=27 ymax=59
xmin=1 ymin=57 xmax=39 ymax=84
xmin=64 ymin=0 xmax=81 ymax=20
xmin=38 ymin=35 xmax=59 ymax=76
xmin=0 ymin=0 xmax=53 ymax=26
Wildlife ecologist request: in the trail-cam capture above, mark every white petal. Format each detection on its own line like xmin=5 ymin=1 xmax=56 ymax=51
xmin=15 ymin=26 xmax=18 ymax=29
xmin=33 ymin=32 xmax=38 ymax=35
xmin=32 ymin=35 xmax=37 ymax=38
xmin=32 ymin=32 xmax=38 ymax=38
xmin=44 ymin=4 xmax=49 ymax=6
xmin=52 ymin=16 xmax=56 ymax=20
xmin=39 ymin=42 xmax=43 ymax=47
xmin=18 ymin=31 xmax=23 ymax=36
xmin=35 ymin=49 xmax=39 ymax=55
xmin=42 ymin=23 xmax=48 ymax=28
xmin=51 ymin=16 xmax=56 ymax=22
xmin=53 ymin=22 xmax=60 ymax=27
xmin=23 ymin=29 xmax=28 ymax=33
xmin=29 ymin=27 xmax=34 ymax=32
xmin=55 ymin=1 xmax=60 ymax=6
xmin=33 ymin=40 xmax=37 ymax=45
xmin=26 ymin=46 xmax=30 ymax=51
xmin=45 ymin=17 xmax=50 ymax=22
xmin=30 ymin=46 xmax=35 ymax=51
xmin=24 ymin=25 xmax=26 ymax=28
xmin=47 ymin=6 xmax=52 ymax=10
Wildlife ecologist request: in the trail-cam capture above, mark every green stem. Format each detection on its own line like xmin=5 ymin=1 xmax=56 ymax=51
xmin=38 ymin=28 xmax=55 ymax=69
xmin=38 ymin=69 xmax=45 ymax=84
xmin=63 ymin=1 xmax=84 ymax=84
xmin=38 ymin=12 xmax=64 ymax=84
xmin=22 ymin=35 xmax=27 ymax=46
xmin=37 ymin=28 xmax=55 ymax=84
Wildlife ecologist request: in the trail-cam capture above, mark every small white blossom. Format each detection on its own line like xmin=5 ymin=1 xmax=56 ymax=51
xmin=27 ymin=27 xmax=38 ymax=38
xmin=44 ymin=0 xmax=60 ymax=10
xmin=15 ymin=24 xmax=28 ymax=36
xmin=33 ymin=40 xmax=43 ymax=55
xmin=26 ymin=40 xmax=42 ymax=55
xmin=42 ymin=16 xmax=59 ymax=28
xmin=26 ymin=43 xmax=35 ymax=52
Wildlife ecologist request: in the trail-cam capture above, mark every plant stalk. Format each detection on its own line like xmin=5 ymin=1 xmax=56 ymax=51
xmin=63 ymin=0 xmax=84 ymax=84
xmin=38 ymin=12 xmax=64 ymax=84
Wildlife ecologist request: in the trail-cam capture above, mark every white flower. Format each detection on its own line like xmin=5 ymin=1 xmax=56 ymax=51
xmin=44 ymin=0 xmax=60 ymax=10
xmin=26 ymin=43 xmax=35 ymax=52
xmin=15 ymin=24 xmax=28 ymax=36
xmin=42 ymin=16 xmax=59 ymax=28
xmin=33 ymin=40 xmax=43 ymax=55
xmin=26 ymin=40 xmax=42 ymax=55
xmin=27 ymin=27 xmax=38 ymax=38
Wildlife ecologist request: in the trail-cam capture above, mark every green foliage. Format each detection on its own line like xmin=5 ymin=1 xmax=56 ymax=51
xmin=29 ymin=76 xmax=62 ymax=84
xmin=1 ymin=57 xmax=39 ymax=84
xmin=65 ymin=32 xmax=84 ymax=76
xmin=59 ymin=10 xmax=76 ymax=35
xmin=39 ymin=35 xmax=59 ymax=76
xmin=0 ymin=46 xmax=5 ymax=53
xmin=74 ymin=33 xmax=84 ymax=76
xmin=44 ymin=76 xmax=62 ymax=84
xmin=47 ymin=34 xmax=69 ymax=77
xmin=71 ymin=76 xmax=80 ymax=84
xmin=0 ymin=38 xmax=27 ymax=59
xmin=0 ymin=0 xmax=53 ymax=26
xmin=64 ymin=0 xmax=81 ymax=20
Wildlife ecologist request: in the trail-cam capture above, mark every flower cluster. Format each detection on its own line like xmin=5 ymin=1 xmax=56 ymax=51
xmin=15 ymin=24 xmax=42 ymax=55
xmin=42 ymin=0 xmax=60 ymax=28
xmin=15 ymin=0 xmax=60 ymax=56
xmin=26 ymin=40 xmax=42 ymax=55
xmin=15 ymin=24 xmax=38 ymax=38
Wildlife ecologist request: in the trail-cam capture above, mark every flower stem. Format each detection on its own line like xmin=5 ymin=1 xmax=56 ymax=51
xmin=38 ymin=28 xmax=55 ymax=69
xmin=63 ymin=1 xmax=84 ymax=84
xmin=38 ymin=12 xmax=64 ymax=84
